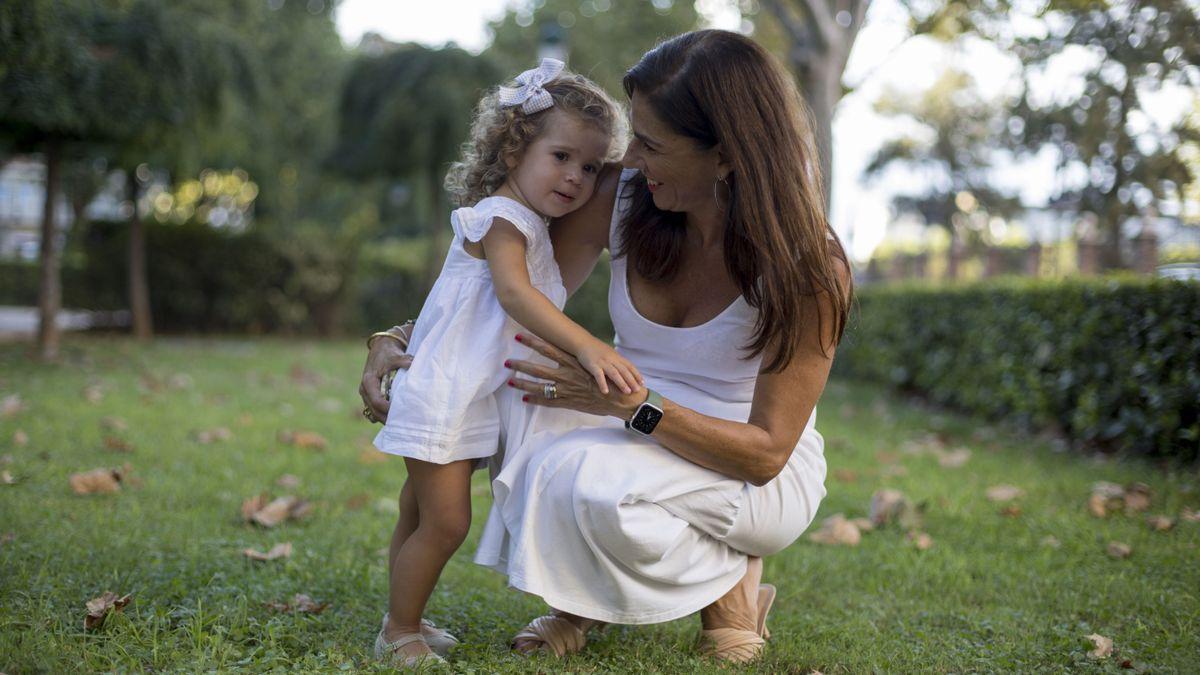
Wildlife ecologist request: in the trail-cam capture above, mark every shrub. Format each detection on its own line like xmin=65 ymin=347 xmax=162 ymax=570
xmin=835 ymin=277 xmax=1200 ymax=460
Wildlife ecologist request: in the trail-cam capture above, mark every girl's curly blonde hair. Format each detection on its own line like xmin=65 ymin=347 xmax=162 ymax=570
xmin=445 ymin=70 xmax=627 ymax=207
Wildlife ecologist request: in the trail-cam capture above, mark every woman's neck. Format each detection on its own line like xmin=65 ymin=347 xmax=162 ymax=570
xmin=684 ymin=206 xmax=726 ymax=251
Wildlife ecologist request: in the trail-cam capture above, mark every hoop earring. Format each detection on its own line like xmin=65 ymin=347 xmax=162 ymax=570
xmin=713 ymin=175 xmax=732 ymax=210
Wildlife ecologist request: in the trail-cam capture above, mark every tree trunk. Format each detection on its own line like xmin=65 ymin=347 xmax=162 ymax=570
xmin=797 ymin=57 xmax=840 ymax=211
xmin=127 ymin=171 xmax=153 ymax=339
xmin=36 ymin=140 xmax=63 ymax=362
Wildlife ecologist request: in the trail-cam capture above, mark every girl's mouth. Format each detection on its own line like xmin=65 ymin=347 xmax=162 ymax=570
xmin=553 ymin=191 xmax=576 ymax=203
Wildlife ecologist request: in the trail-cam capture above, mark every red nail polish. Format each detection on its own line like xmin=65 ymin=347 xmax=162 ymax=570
xmin=504 ymin=360 xmax=511 ymax=368
xmin=522 ymin=395 xmax=529 ymax=402
xmin=515 ymin=335 xmax=522 ymax=342
xmin=507 ymin=380 xmax=515 ymax=387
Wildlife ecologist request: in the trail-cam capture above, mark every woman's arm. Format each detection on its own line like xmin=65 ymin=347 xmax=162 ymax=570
xmin=508 ymin=258 xmax=851 ymax=486
xmin=550 ymin=162 xmax=622 ymax=296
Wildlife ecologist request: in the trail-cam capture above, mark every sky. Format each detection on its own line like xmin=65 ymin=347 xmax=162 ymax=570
xmin=333 ymin=0 xmax=1192 ymax=262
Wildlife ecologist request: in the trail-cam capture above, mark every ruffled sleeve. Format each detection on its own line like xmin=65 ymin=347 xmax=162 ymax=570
xmin=450 ymin=197 xmax=544 ymax=244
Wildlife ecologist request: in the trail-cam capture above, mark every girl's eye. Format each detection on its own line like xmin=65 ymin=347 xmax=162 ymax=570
xmin=554 ymin=151 xmax=568 ymax=161
xmin=583 ymin=164 xmax=598 ymax=174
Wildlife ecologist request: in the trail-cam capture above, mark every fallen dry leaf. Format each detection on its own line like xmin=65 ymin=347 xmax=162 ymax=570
xmin=193 ymin=427 xmax=232 ymax=444
xmin=85 ymin=591 xmax=132 ymax=630
xmin=985 ymin=485 xmax=1024 ymax=502
xmin=1146 ymin=515 xmax=1175 ymax=531
xmin=242 ymin=495 xmax=312 ymax=527
xmin=907 ymin=531 xmax=934 ymax=550
xmin=1086 ymin=633 xmax=1113 ymax=659
xmin=243 ymin=542 xmax=293 ymax=561
xmin=69 ymin=467 xmax=126 ymax=495
xmin=1088 ymin=493 xmax=1110 ymax=518
xmin=357 ymin=447 xmax=387 ymax=465
xmin=345 ymin=493 xmax=371 ymax=510
xmin=103 ymin=436 xmax=134 ymax=453
xmin=936 ymin=447 xmax=972 ymax=468
xmin=999 ymin=504 xmax=1022 ymax=517
xmin=168 ymin=373 xmax=193 ymax=390
xmin=279 ymin=430 xmax=328 ymax=451
xmin=832 ymin=468 xmax=858 ymax=483
xmin=83 ymin=384 xmax=104 ymax=404
xmin=1041 ymin=535 xmax=1061 ymax=548
xmin=1106 ymin=541 xmax=1132 ymax=559
xmin=1 ymin=470 xmax=15 ymax=485
xmin=808 ymin=514 xmax=861 ymax=546
xmin=266 ymin=593 xmax=328 ymax=614
xmin=900 ymin=433 xmax=945 ymax=456
xmin=1 ymin=394 xmax=25 ymax=418
xmin=1182 ymin=509 xmax=1200 ymax=523
xmin=1123 ymin=483 xmax=1151 ymax=513
xmin=100 ymin=417 xmax=128 ymax=432
xmin=849 ymin=517 xmax=875 ymax=532
xmin=869 ymin=489 xmax=923 ymax=529
xmin=13 ymin=429 xmax=28 ymax=446
xmin=875 ymin=451 xmax=900 ymax=465
xmin=276 ymin=474 xmax=302 ymax=489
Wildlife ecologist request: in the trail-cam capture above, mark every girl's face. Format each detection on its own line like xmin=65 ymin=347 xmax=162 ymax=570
xmin=506 ymin=109 xmax=610 ymax=219
xmin=621 ymin=92 xmax=722 ymax=215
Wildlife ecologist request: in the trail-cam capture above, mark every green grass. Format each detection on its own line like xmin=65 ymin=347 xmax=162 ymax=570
xmin=1 ymin=337 xmax=1197 ymax=672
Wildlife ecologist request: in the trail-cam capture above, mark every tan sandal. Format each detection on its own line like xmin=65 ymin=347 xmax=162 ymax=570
xmin=511 ymin=613 xmax=603 ymax=657
xmin=373 ymin=629 xmax=445 ymax=667
xmin=381 ymin=612 xmax=459 ymax=656
xmin=698 ymin=583 xmax=777 ymax=664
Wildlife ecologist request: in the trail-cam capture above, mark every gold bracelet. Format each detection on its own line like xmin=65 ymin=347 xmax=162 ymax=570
xmin=367 ymin=331 xmax=406 ymax=350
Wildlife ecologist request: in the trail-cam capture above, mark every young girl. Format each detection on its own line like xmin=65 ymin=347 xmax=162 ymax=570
xmin=371 ymin=59 xmax=640 ymax=665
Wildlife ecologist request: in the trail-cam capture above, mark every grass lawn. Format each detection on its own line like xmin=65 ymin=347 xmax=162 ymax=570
xmin=1 ymin=337 xmax=1197 ymax=672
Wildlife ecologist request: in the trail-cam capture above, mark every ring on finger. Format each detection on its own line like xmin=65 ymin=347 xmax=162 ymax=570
xmin=362 ymin=406 xmax=378 ymax=423
xmin=543 ymin=382 xmax=558 ymax=400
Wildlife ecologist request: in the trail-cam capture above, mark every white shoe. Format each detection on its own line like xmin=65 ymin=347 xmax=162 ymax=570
xmin=381 ymin=612 xmax=459 ymax=656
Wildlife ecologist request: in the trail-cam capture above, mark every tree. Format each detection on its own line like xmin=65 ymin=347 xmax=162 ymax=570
xmin=330 ymin=45 xmax=502 ymax=285
xmin=864 ymin=69 xmax=1022 ymax=277
xmin=88 ymin=0 xmax=257 ymax=339
xmin=1006 ymin=0 xmax=1200 ymax=269
xmin=0 ymin=0 xmax=106 ymax=360
xmin=485 ymin=0 xmax=699 ymax=97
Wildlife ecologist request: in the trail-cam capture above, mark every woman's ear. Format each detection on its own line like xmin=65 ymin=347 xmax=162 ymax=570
xmin=715 ymin=146 xmax=733 ymax=182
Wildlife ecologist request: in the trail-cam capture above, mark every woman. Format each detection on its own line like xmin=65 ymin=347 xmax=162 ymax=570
xmin=360 ymin=29 xmax=852 ymax=663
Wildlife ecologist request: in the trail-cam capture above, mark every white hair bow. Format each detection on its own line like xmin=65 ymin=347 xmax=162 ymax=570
xmin=498 ymin=58 xmax=565 ymax=114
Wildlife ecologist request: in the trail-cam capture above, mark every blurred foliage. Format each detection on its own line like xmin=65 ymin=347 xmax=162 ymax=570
xmin=1007 ymin=0 xmax=1200 ymax=267
xmin=866 ymin=69 xmax=1023 ymax=257
xmin=485 ymin=0 xmax=699 ymax=97
xmin=836 ymin=278 xmax=1200 ymax=459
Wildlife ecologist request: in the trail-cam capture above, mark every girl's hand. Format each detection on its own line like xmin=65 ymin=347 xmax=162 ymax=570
xmin=359 ymin=339 xmax=413 ymax=424
xmin=574 ymin=339 xmax=644 ymax=395
xmin=506 ymin=332 xmax=646 ymax=419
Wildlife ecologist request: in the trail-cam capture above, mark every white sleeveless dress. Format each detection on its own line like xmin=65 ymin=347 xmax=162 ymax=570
xmin=374 ymin=196 xmax=567 ymax=464
xmin=473 ymin=169 xmax=828 ymax=624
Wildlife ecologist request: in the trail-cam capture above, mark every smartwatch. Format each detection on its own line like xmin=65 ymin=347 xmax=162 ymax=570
xmin=625 ymin=389 xmax=664 ymax=436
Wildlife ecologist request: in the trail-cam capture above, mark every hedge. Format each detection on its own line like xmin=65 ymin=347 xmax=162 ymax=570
xmin=834 ymin=277 xmax=1200 ymax=460
xmin=0 ymin=220 xmax=616 ymax=339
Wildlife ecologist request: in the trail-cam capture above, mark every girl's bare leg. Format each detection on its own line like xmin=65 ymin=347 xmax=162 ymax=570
xmin=383 ymin=459 xmax=474 ymax=658
xmin=388 ymin=478 xmax=419 ymax=580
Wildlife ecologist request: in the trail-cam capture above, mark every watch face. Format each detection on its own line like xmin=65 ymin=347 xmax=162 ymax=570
xmin=631 ymin=405 xmax=663 ymax=433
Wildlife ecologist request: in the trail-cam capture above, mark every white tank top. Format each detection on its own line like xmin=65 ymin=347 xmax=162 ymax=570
xmin=608 ymin=169 xmax=765 ymax=423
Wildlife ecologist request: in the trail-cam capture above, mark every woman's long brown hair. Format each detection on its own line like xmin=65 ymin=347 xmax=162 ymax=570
xmin=619 ymin=30 xmax=853 ymax=373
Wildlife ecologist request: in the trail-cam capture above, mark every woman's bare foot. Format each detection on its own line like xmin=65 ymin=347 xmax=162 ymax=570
xmin=700 ymin=556 xmax=762 ymax=633
xmin=512 ymin=609 xmax=603 ymax=655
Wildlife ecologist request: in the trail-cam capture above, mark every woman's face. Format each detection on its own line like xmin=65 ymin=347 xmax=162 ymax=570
xmin=621 ymin=92 xmax=721 ymax=215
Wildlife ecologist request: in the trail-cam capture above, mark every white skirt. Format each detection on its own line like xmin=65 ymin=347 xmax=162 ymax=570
xmin=475 ymin=398 xmax=828 ymax=624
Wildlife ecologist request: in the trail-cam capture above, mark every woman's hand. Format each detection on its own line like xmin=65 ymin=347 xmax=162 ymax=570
xmin=359 ymin=337 xmax=413 ymax=424
xmin=506 ymin=332 xmax=646 ymax=419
